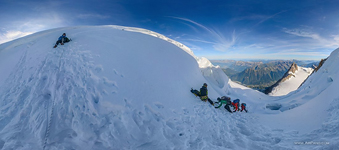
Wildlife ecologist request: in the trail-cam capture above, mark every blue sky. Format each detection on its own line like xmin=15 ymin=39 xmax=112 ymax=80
xmin=1 ymin=0 xmax=338 ymax=60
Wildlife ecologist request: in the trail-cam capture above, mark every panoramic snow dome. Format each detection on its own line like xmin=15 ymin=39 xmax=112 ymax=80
xmin=0 ymin=25 xmax=338 ymax=150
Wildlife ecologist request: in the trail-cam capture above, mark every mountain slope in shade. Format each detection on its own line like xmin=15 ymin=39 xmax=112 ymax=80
xmin=230 ymin=61 xmax=292 ymax=87
xmin=265 ymin=63 xmax=313 ymax=96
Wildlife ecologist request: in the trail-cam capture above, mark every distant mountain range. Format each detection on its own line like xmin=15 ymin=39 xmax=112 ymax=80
xmin=230 ymin=61 xmax=293 ymax=91
xmin=210 ymin=60 xmax=319 ymax=92
xmin=211 ymin=60 xmax=263 ymax=72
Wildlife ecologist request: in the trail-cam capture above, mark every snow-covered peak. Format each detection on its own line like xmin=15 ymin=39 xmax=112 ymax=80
xmin=268 ymin=63 xmax=313 ymax=96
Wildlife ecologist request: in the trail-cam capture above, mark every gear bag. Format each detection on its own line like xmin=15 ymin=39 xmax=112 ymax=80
xmin=233 ymin=99 xmax=240 ymax=104
xmin=220 ymin=96 xmax=232 ymax=105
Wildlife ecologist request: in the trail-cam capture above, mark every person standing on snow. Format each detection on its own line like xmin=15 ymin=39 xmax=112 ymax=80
xmin=53 ymin=33 xmax=71 ymax=48
xmin=200 ymin=83 xmax=214 ymax=106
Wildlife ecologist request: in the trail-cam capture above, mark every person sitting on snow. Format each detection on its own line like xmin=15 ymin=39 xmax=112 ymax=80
xmin=241 ymin=103 xmax=248 ymax=113
xmin=215 ymin=96 xmax=232 ymax=113
xmin=199 ymin=83 xmax=214 ymax=106
xmin=53 ymin=33 xmax=71 ymax=48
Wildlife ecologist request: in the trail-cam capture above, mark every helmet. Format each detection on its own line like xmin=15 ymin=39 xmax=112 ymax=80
xmin=203 ymin=83 xmax=207 ymax=86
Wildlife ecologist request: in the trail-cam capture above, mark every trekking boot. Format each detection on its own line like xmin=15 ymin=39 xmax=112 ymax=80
xmin=61 ymin=43 xmax=64 ymax=45
xmin=53 ymin=45 xmax=57 ymax=48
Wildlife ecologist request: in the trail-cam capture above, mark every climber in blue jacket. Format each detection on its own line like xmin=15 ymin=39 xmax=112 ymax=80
xmin=53 ymin=33 xmax=71 ymax=48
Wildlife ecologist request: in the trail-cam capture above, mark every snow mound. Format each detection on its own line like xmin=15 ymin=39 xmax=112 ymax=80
xmin=0 ymin=26 xmax=213 ymax=149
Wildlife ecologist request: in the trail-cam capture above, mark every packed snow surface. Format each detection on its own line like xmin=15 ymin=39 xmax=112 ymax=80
xmin=0 ymin=26 xmax=338 ymax=150
xmin=269 ymin=66 xmax=313 ymax=96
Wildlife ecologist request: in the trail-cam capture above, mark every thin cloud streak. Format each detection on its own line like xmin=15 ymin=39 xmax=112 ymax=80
xmin=253 ymin=10 xmax=287 ymax=27
xmin=0 ymin=13 xmax=68 ymax=44
xmin=283 ymin=28 xmax=321 ymax=40
xmin=283 ymin=28 xmax=339 ymax=48
xmin=170 ymin=17 xmax=237 ymax=52
xmin=0 ymin=31 xmax=33 ymax=44
xmin=77 ymin=14 xmax=111 ymax=19
xmin=184 ymin=39 xmax=218 ymax=44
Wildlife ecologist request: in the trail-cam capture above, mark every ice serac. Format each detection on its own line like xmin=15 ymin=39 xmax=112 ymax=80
xmin=265 ymin=62 xmax=313 ymax=96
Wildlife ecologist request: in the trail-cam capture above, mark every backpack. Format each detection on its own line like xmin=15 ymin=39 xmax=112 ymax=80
xmin=233 ymin=99 xmax=240 ymax=104
xmin=199 ymin=86 xmax=207 ymax=96
xmin=220 ymin=96 xmax=230 ymax=101
xmin=227 ymin=99 xmax=232 ymax=105
xmin=241 ymin=103 xmax=246 ymax=107
xmin=221 ymin=96 xmax=232 ymax=105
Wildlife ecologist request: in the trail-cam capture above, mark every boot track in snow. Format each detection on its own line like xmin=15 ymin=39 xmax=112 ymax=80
xmin=43 ymin=47 xmax=66 ymax=150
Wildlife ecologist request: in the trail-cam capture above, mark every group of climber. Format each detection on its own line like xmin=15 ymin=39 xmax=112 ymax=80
xmin=191 ymin=83 xmax=248 ymax=113
xmin=214 ymin=96 xmax=247 ymax=113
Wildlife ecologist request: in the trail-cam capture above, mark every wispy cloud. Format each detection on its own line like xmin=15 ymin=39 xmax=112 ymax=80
xmin=170 ymin=17 xmax=237 ymax=52
xmin=253 ymin=11 xmax=286 ymax=27
xmin=230 ymin=11 xmax=287 ymax=28
xmin=184 ymin=39 xmax=217 ymax=44
xmin=283 ymin=28 xmax=339 ymax=48
xmin=268 ymin=51 xmax=329 ymax=57
xmin=77 ymin=14 xmax=110 ymax=19
xmin=0 ymin=13 xmax=68 ymax=44
xmin=229 ymin=14 xmax=268 ymax=23
xmin=0 ymin=31 xmax=33 ymax=44
xmin=283 ymin=28 xmax=321 ymax=40
xmin=212 ymin=30 xmax=237 ymax=51
xmin=330 ymin=35 xmax=339 ymax=47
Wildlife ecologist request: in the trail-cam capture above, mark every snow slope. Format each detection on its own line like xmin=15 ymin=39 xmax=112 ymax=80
xmin=261 ymin=48 xmax=339 ymax=135
xmin=269 ymin=66 xmax=313 ymax=96
xmin=0 ymin=26 xmax=338 ymax=150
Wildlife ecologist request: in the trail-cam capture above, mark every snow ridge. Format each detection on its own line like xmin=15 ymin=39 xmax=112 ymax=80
xmin=268 ymin=63 xmax=313 ymax=96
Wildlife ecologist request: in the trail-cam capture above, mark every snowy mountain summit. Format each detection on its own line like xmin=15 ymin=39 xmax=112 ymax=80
xmin=0 ymin=26 xmax=338 ymax=150
xmin=266 ymin=62 xmax=313 ymax=96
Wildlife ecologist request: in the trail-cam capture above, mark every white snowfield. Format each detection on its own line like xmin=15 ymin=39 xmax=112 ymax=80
xmin=269 ymin=66 xmax=314 ymax=96
xmin=0 ymin=26 xmax=338 ymax=150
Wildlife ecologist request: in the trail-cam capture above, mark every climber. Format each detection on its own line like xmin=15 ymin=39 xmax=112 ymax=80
xmin=232 ymin=99 xmax=240 ymax=112
xmin=215 ymin=96 xmax=232 ymax=113
xmin=53 ymin=33 xmax=71 ymax=48
xmin=241 ymin=103 xmax=248 ymax=113
xmin=199 ymin=83 xmax=214 ymax=106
